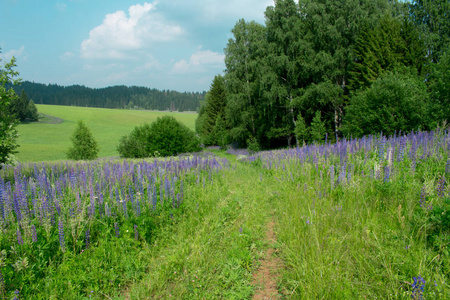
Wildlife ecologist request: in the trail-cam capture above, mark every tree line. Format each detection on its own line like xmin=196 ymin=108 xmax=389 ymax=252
xmin=9 ymin=81 xmax=205 ymax=112
xmin=197 ymin=0 xmax=450 ymax=150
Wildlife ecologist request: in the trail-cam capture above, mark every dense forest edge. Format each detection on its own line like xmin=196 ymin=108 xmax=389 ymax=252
xmin=196 ymin=0 xmax=450 ymax=151
xmin=8 ymin=81 xmax=205 ymax=112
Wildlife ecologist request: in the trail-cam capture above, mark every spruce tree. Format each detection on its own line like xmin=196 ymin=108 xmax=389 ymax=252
xmin=310 ymin=111 xmax=326 ymax=143
xmin=67 ymin=120 xmax=99 ymax=160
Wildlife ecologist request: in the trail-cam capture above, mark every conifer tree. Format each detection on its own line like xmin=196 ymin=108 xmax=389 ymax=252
xmin=310 ymin=111 xmax=326 ymax=143
xmin=67 ymin=120 xmax=99 ymax=160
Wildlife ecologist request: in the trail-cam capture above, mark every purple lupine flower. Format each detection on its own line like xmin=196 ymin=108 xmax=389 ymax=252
xmin=58 ymin=220 xmax=66 ymax=252
xmin=0 ymin=186 xmax=4 ymax=221
xmin=384 ymin=166 xmax=390 ymax=183
xmin=411 ymin=276 xmax=425 ymax=299
xmin=445 ymin=159 xmax=450 ymax=176
xmin=152 ymin=188 xmax=157 ymax=210
xmin=17 ymin=229 xmax=24 ymax=245
xmin=378 ymin=136 xmax=385 ymax=161
xmin=419 ymin=186 xmax=427 ymax=208
xmin=329 ymin=165 xmax=335 ymax=189
xmin=85 ymin=228 xmax=90 ymax=249
xmin=13 ymin=290 xmax=20 ymax=300
xmin=437 ymin=176 xmax=446 ymax=198
xmin=397 ymin=137 xmax=406 ymax=162
xmin=0 ymin=269 xmax=5 ymax=293
xmin=31 ymin=224 xmax=37 ymax=243
xmin=134 ymin=224 xmax=138 ymax=240
xmin=114 ymin=223 xmax=120 ymax=238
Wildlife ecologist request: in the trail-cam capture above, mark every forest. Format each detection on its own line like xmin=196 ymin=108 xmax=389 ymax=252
xmin=9 ymin=81 xmax=205 ymax=112
xmin=196 ymin=0 xmax=450 ymax=150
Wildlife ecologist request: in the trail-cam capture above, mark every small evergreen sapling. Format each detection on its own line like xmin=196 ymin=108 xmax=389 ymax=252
xmin=66 ymin=120 xmax=99 ymax=160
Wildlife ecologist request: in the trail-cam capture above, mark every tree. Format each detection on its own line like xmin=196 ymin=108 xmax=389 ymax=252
xmin=146 ymin=116 xmax=200 ymax=156
xmin=348 ymin=15 xmax=427 ymax=93
xmin=26 ymin=99 xmax=39 ymax=121
xmin=224 ymin=19 xmax=267 ymax=149
xmin=0 ymin=48 xmax=20 ymax=167
xmin=294 ymin=113 xmax=308 ymax=146
xmin=429 ymin=47 xmax=450 ymax=125
xmin=343 ymin=70 xmax=429 ymax=137
xmin=196 ymin=75 xmax=227 ymax=146
xmin=9 ymin=90 xmax=39 ymax=122
xmin=409 ymin=0 xmax=450 ymax=63
xmin=310 ymin=111 xmax=327 ymax=143
xmin=118 ymin=116 xmax=201 ymax=158
xmin=9 ymin=90 xmax=29 ymax=121
xmin=117 ymin=123 xmax=150 ymax=158
xmin=67 ymin=120 xmax=99 ymax=160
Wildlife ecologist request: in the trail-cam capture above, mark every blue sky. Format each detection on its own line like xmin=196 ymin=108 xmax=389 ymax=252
xmin=1 ymin=0 xmax=272 ymax=92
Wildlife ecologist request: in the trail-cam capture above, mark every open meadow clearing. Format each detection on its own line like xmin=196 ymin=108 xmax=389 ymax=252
xmin=15 ymin=105 xmax=197 ymax=162
xmin=1 ymin=130 xmax=450 ymax=299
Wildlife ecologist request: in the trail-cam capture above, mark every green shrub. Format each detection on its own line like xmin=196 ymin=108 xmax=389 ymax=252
xmin=66 ymin=120 xmax=99 ymax=160
xmin=117 ymin=123 xmax=151 ymax=158
xmin=342 ymin=70 xmax=429 ymax=137
xmin=117 ymin=116 xmax=201 ymax=158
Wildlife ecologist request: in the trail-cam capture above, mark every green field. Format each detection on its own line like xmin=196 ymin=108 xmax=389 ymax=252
xmin=15 ymin=105 xmax=197 ymax=162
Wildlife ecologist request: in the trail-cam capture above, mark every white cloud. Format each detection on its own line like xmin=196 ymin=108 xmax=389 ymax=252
xmin=56 ymin=2 xmax=67 ymax=12
xmin=172 ymin=49 xmax=224 ymax=74
xmin=201 ymin=0 xmax=273 ymax=22
xmin=0 ymin=46 xmax=25 ymax=62
xmin=80 ymin=2 xmax=183 ymax=60
xmin=60 ymin=51 xmax=75 ymax=61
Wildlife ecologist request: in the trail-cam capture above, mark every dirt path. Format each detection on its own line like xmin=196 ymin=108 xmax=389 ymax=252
xmin=252 ymin=218 xmax=282 ymax=300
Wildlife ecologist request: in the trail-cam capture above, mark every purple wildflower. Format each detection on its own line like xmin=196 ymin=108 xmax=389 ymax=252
xmin=31 ymin=224 xmax=37 ymax=242
xmin=445 ymin=159 xmax=450 ymax=176
xmin=17 ymin=229 xmax=24 ymax=245
xmin=85 ymin=228 xmax=90 ymax=249
xmin=419 ymin=186 xmax=427 ymax=208
xmin=13 ymin=290 xmax=20 ymax=300
xmin=58 ymin=220 xmax=66 ymax=252
xmin=384 ymin=166 xmax=390 ymax=183
xmin=115 ymin=223 xmax=120 ymax=238
xmin=411 ymin=276 xmax=425 ymax=299
xmin=437 ymin=176 xmax=446 ymax=198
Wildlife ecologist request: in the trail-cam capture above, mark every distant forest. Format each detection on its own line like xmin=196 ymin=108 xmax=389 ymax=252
xmin=10 ymin=81 xmax=205 ymax=112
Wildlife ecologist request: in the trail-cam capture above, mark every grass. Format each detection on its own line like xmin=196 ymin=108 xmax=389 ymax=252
xmin=15 ymin=105 xmax=197 ymax=162
xmin=2 ymin=129 xmax=450 ymax=299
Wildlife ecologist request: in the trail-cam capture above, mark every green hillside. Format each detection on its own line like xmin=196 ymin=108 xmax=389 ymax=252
xmin=15 ymin=105 xmax=197 ymax=162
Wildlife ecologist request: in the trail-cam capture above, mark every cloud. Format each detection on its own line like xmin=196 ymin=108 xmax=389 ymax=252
xmin=172 ymin=49 xmax=224 ymax=74
xmin=80 ymin=2 xmax=183 ymax=60
xmin=60 ymin=51 xmax=75 ymax=61
xmin=56 ymin=2 xmax=67 ymax=12
xmin=200 ymin=0 xmax=274 ymax=22
xmin=0 ymin=46 xmax=25 ymax=62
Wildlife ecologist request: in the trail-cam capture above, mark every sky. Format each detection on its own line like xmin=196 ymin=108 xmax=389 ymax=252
xmin=0 ymin=0 xmax=273 ymax=92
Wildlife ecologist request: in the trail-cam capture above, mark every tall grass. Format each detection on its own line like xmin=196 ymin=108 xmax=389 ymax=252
xmin=2 ymin=129 xmax=450 ymax=299
xmin=247 ymin=130 xmax=450 ymax=298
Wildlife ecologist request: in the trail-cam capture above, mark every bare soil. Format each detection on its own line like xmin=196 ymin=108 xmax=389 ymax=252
xmin=252 ymin=219 xmax=283 ymax=300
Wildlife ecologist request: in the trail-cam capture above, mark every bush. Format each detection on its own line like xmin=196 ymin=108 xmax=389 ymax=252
xmin=117 ymin=124 xmax=151 ymax=158
xmin=117 ymin=116 xmax=201 ymax=158
xmin=342 ymin=70 xmax=429 ymax=137
xmin=67 ymin=120 xmax=99 ymax=160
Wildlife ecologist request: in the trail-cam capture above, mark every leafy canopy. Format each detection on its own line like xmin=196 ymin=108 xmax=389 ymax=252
xmin=0 ymin=48 xmax=20 ymax=167
xmin=118 ymin=116 xmax=201 ymax=158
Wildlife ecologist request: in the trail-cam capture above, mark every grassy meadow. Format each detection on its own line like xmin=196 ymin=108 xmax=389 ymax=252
xmin=15 ymin=105 xmax=197 ymax=162
xmin=2 ymin=109 xmax=450 ymax=299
